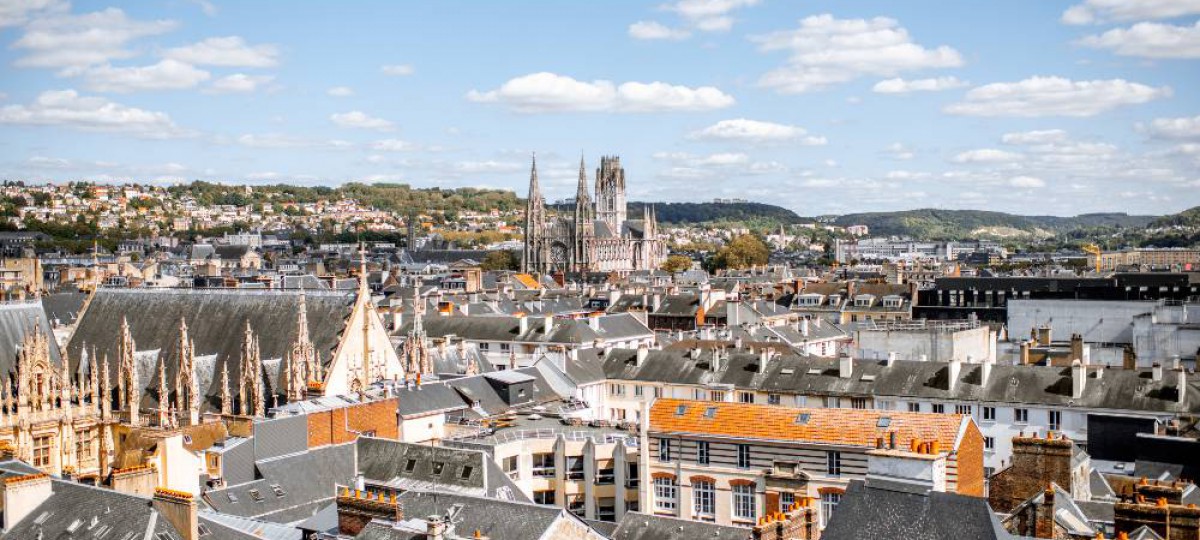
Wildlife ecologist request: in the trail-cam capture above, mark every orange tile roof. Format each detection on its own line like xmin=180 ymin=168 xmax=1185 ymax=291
xmin=514 ymin=273 xmax=541 ymax=289
xmin=650 ymin=398 xmax=967 ymax=450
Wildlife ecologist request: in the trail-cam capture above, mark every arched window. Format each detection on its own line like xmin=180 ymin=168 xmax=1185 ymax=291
xmin=731 ymin=482 xmax=756 ymax=521
xmin=653 ymin=475 xmax=678 ymax=513
xmin=691 ymin=478 xmax=715 ymax=517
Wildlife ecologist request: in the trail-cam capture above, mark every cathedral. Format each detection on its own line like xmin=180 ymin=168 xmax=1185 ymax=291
xmin=522 ymin=155 xmax=666 ymax=274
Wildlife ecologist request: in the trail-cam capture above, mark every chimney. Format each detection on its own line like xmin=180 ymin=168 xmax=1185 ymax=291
xmin=1070 ymin=333 xmax=1084 ymax=365
xmin=651 ymin=293 xmax=662 ymax=312
xmin=800 ymin=318 xmax=809 ymax=337
xmin=518 ymin=315 xmax=529 ymax=335
xmin=734 ymin=336 xmax=744 ymax=350
xmin=355 ymin=472 xmax=366 ymax=491
xmin=1071 ymin=359 xmax=1086 ymax=399
xmin=426 ymin=515 xmax=447 ymax=540
xmin=1176 ymin=366 xmax=1187 ymax=405
xmin=636 ymin=345 xmax=649 ymax=367
xmin=839 ymin=353 xmax=853 ymax=379
xmin=758 ymin=348 xmax=770 ymax=374
xmin=543 ymin=314 xmax=554 ymax=334
xmin=1034 ymin=486 xmax=1057 ymax=538
xmin=948 ymin=357 xmax=961 ymax=392
xmin=1152 ymin=362 xmax=1163 ymax=382
xmin=813 ymin=317 xmax=822 ymax=329
xmin=1123 ymin=345 xmax=1136 ymax=370
xmin=1036 ymin=325 xmax=1051 ymax=347
xmin=727 ymin=300 xmax=741 ymax=327
xmin=588 ymin=314 xmax=600 ymax=331
xmin=153 ymin=488 xmax=199 ymax=540
xmin=710 ymin=348 xmax=722 ymax=372
xmin=886 ymin=351 xmax=896 ymax=367
xmin=866 ymin=446 xmax=947 ymax=494
xmin=1020 ymin=341 xmax=1032 ymax=365
xmin=393 ymin=311 xmax=404 ymax=333
xmin=1 ymin=473 xmax=53 ymax=530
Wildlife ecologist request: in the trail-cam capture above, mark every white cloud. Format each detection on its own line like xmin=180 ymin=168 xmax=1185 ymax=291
xmin=370 ymin=139 xmax=418 ymax=152
xmin=695 ymin=152 xmax=749 ymax=165
xmin=237 ymin=133 xmax=352 ymax=150
xmin=82 ymin=59 xmax=210 ymax=93
xmin=885 ymin=142 xmax=914 ymax=160
xmin=0 ymin=0 xmax=66 ymax=28
xmin=688 ymin=118 xmax=826 ymax=145
xmin=1079 ymin=21 xmax=1200 ymax=59
xmin=872 ymin=76 xmax=968 ymax=94
xmin=13 ymin=7 xmax=176 ymax=69
xmin=628 ymin=20 xmax=691 ymax=40
xmin=206 ymin=73 xmax=274 ymax=94
xmin=1062 ymin=0 xmax=1200 ymax=25
xmin=330 ymin=111 xmax=395 ymax=131
xmin=381 ymin=64 xmax=414 ymax=76
xmin=944 ymin=76 xmax=1170 ymax=117
xmin=752 ymin=14 xmax=963 ymax=93
xmin=467 ymin=72 xmax=734 ymax=113
xmin=1008 ymin=175 xmax=1046 ymax=188
xmin=1141 ymin=115 xmax=1200 ymax=139
xmin=327 ymin=86 xmax=355 ymax=97
xmin=189 ymin=0 xmax=217 ymax=17
xmin=1001 ymin=129 xmax=1069 ymax=145
xmin=665 ymin=0 xmax=759 ymax=32
xmin=454 ymin=160 xmax=523 ymax=173
xmin=163 ymin=36 xmax=279 ymax=67
xmin=951 ymin=148 xmax=1023 ymax=163
xmin=0 ymin=89 xmax=190 ymax=138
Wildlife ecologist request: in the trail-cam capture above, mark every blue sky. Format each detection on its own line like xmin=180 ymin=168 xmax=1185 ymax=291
xmin=0 ymin=0 xmax=1198 ymax=216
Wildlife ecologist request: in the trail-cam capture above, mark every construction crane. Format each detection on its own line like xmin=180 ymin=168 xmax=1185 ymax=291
xmin=1081 ymin=244 xmax=1103 ymax=273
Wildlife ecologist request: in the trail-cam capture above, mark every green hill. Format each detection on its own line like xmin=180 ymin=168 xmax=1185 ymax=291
xmin=1150 ymin=206 xmax=1200 ymax=228
xmin=832 ymin=209 xmax=1155 ymax=240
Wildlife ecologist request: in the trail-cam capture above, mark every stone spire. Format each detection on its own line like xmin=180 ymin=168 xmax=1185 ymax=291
xmin=88 ymin=345 xmax=99 ymax=407
xmin=219 ymin=361 xmax=231 ymax=415
xmin=522 ymin=153 xmax=546 ymax=273
xmin=174 ymin=317 xmax=198 ymax=424
xmin=117 ymin=316 xmax=139 ymax=425
xmin=100 ymin=355 xmax=111 ymax=419
xmin=156 ymin=357 xmax=171 ymax=427
xmin=286 ymin=291 xmax=316 ymax=402
xmin=573 ymin=153 xmax=594 ymax=272
xmin=238 ymin=320 xmax=264 ymax=416
xmin=401 ymin=287 xmax=429 ymax=381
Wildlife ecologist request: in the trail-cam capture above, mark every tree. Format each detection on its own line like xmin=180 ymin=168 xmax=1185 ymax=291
xmin=661 ymin=254 xmax=693 ymax=273
xmin=706 ymin=234 xmax=770 ymax=272
xmin=481 ymin=250 xmax=519 ymax=271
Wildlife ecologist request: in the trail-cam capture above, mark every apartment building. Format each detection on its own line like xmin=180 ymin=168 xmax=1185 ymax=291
xmin=643 ymin=398 xmax=983 ymax=529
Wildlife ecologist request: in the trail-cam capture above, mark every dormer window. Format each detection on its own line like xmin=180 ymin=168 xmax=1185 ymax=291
xmin=854 ymin=295 xmax=875 ymax=307
xmin=882 ymin=295 xmax=903 ymax=308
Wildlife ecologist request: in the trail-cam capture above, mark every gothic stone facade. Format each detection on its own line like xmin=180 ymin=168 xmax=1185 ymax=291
xmin=523 ymin=155 xmax=666 ymax=274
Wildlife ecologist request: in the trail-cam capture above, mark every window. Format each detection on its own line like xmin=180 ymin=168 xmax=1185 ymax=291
xmin=738 ymin=444 xmax=752 ymax=468
xmin=697 ymin=441 xmax=710 ymax=466
xmin=597 ymin=460 xmax=615 ymax=484
xmin=851 ymin=398 xmax=867 ymax=409
xmin=499 ymin=343 xmax=511 ymax=352
xmin=1049 ymin=410 xmax=1062 ymax=431
xmin=534 ymin=490 xmax=555 ymax=505
xmin=768 ymin=393 xmax=781 ymax=405
xmin=566 ymin=456 xmax=585 ymax=480
xmin=431 ymin=462 xmax=445 ymax=476
xmin=908 ymin=402 xmax=921 ymax=413
xmin=703 ymin=406 xmax=717 ymax=419
xmin=33 ymin=436 xmax=51 ymax=468
xmin=821 ymin=492 xmax=842 ymax=528
xmin=693 ymin=389 xmax=706 ymax=400
xmin=711 ymin=390 xmax=726 ymax=402
xmin=1014 ymin=408 xmax=1029 ymax=424
xmin=609 ymin=383 xmax=625 ymax=396
xmin=932 ymin=403 xmax=945 ymax=414
xmin=460 ymin=466 xmax=474 ymax=480
xmin=982 ymin=406 xmax=996 ymax=421
xmin=627 ymin=463 xmax=640 ymax=488
xmin=634 ymin=385 xmax=644 ymax=397
xmin=955 ymin=405 xmax=972 ymax=415
xmin=75 ymin=429 xmax=94 ymax=461
xmin=657 ymin=439 xmax=672 ymax=462
xmin=502 ymin=456 xmax=519 ymax=479
xmin=780 ymin=492 xmax=796 ymax=512
xmin=739 ymin=391 xmax=755 ymax=404
xmin=533 ymin=453 xmax=555 ymax=477
xmin=479 ymin=342 xmax=489 ymax=351
xmin=827 ymin=451 xmax=842 ymax=477
xmin=984 ymin=437 xmax=995 ymax=451
xmin=653 ymin=386 xmax=662 ymax=398
xmin=404 ymin=458 xmax=417 ymax=473
xmin=598 ymin=498 xmax=616 ymax=522
xmin=693 ymin=480 xmax=715 ymax=517
xmin=732 ymin=484 xmax=756 ymax=521
xmin=567 ymin=494 xmax=585 ymax=514
xmin=654 ymin=477 xmax=678 ymax=512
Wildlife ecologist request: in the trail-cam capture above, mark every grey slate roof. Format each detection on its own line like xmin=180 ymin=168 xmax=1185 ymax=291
xmin=0 ymin=463 xmax=184 ymax=540
xmin=356 ymin=437 xmax=526 ymax=501
xmin=399 ymin=312 xmax=652 ymax=346
xmin=66 ymin=288 xmax=356 ymax=412
xmin=390 ymin=490 xmax=585 ymax=540
xmin=199 ymin=510 xmax=304 ymax=540
xmin=610 ymin=512 xmax=748 ymax=540
xmin=42 ymin=288 xmax=87 ymax=326
xmin=822 ymin=480 xmax=1015 ymax=540
xmin=0 ymin=300 xmax=62 ymax=379
xmin=602 ymin=348 xmax=1200 ymax=414
xmin=203 ymin=441 xmax=356 ymax=524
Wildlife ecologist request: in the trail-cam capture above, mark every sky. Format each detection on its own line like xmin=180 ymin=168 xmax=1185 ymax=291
xmin=0 ymin=0 xmax=1198 ymax=217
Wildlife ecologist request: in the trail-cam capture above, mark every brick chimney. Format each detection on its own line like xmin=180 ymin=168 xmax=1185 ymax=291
xmin=1114 ymin=490 xmax=1200 ymax=539
xmin=336 ymin=486 xmax=403 ymax=536
xmin=866 ymin=442 xmax=947 ymax=494
xmin=1070 ymin=334 xmax=1085 ymax=365
xmin=987 ymin=434 xmax=1076 ymax=514
xmin=1122 ymin=345 xmax=1136 ymax=370
xmin=1033 ymin=485 xmax=1057 ymax=538
xmin=750 ymin=497 xmax=820 ymax=540
xmin=1 ymin=473 xmax=53 ymax=530
xmin=153 ymin=488 xmax=199 ymax=540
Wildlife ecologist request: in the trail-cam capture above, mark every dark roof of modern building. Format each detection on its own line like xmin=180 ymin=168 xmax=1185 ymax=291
xmin=355 ymin=437 xmax=525 ymax=501
xmin=601 ymin=348 xmax=1200 ymax=414
xmin=203 ymin=441 xmax=356 ymax=523
xmin=67 ymin=288 xmax=357 ymax=412
xmin=610 ymin=512 xmax=748 ymax=540
xmin=822 ymin=480 xmax=1015 ymax=540
xmin=391 ymin=490 xmax=588 ymax=540
xmin=0 ymin=299 xmax=61 ymax=377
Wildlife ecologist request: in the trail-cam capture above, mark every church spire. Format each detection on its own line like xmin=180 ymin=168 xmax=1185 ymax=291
xmin=529 ymin=152 xmax=541 ymax=200
xmin=576 ymin=153 xmax=589 ymax=201
xmin=523 ymin=153 xmax=546 ymax=273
